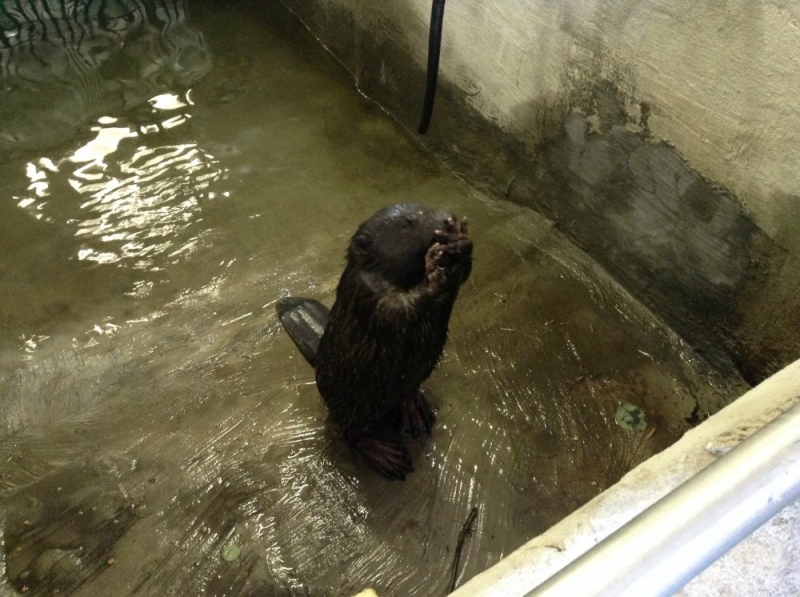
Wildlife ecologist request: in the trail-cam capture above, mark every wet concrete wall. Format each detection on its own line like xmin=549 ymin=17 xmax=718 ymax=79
xmin=276 ymin=0 xmax=800 ymax=384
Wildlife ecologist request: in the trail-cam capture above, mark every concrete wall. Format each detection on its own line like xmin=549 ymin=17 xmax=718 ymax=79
xmin=279 ymin=0 xmax=800 ymax=385
xmin=283 ymin=0 xmax=800 ymax=243
xmin=462 ymin=0 xmax=800 ymax=247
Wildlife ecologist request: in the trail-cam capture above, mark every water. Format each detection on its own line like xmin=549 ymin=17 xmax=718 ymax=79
xmin=0 ymin=1 xmax=746 ymax=595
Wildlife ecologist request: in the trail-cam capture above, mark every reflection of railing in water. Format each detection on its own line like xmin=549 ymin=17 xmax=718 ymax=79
xmin=0 ymin=0 xmax=142 ymax=48
xmin=0 ymin=0 xmax=212 ymax=159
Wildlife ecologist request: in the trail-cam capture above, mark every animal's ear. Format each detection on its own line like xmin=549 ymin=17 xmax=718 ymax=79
xmin=350 ymin=232 xmax=373 ymax=257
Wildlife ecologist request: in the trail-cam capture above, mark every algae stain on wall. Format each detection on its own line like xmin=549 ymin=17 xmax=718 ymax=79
xmin=520 ymin=81 xmax=787 ymax=383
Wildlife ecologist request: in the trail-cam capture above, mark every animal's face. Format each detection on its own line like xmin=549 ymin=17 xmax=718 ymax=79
xmin=348 ymin=203 xmax=461 ymax=289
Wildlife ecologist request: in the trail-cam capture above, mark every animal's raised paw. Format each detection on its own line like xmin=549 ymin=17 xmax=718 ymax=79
xmin=434 ymin=215 xmax=469 ymax=245
xmin=352 ymin=436 xmax=414 ymax=481
xmin=402 ymin=391 xmax=436 ymax=438
xmin=425 ymin=243 xmax=445 ymax=275
xmin=425 ymin=237 xmax=473 ymax=278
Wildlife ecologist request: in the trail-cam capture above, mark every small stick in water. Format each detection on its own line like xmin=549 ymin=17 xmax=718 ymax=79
xmin=447 ymin=506 xmax=479 ymax=594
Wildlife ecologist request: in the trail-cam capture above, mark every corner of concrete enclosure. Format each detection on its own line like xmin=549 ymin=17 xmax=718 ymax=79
xmin=278 ymin=0 xmax=800 ymax=385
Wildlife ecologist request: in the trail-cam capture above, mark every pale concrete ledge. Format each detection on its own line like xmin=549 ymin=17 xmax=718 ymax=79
xmin=452 ymin=358 xmax=800 ymax=597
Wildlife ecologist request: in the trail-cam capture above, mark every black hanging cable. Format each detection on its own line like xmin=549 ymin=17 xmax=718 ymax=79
xmin=418 ymin=0 xmax=445 ymax=134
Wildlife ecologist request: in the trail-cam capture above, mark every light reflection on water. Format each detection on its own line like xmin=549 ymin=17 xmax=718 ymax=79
xmin=15 ymin=90 xmax=227 ymax=269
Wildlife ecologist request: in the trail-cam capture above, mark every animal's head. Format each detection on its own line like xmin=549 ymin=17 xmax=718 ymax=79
xmin=348 ymin=203 xmax=471 ymax=289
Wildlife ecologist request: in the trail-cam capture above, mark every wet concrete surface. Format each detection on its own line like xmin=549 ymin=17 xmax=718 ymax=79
xmin=1 ymin=1 xmax=747 ymax=595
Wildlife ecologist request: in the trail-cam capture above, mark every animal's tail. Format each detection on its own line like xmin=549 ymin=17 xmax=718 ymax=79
xmin=275 ymin=297 xmax=330 ymax=368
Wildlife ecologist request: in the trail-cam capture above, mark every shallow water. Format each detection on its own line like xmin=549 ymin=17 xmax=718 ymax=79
xmin=0 ymin=1 xmax=746 ymax=595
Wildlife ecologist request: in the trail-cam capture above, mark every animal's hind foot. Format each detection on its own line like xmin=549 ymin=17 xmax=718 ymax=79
xmin=402 ymin=391 xmax=436 ymax=438
xmin=351 ymin=436 xmax=413 ymax=481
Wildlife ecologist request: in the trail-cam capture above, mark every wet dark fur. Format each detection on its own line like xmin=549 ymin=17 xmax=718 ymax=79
xmin=315 ymin=203 xmax=472 ymax=479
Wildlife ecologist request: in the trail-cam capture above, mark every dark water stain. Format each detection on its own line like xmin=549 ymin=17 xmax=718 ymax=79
xmin=4 ymin=463 xmax=139 ymax=595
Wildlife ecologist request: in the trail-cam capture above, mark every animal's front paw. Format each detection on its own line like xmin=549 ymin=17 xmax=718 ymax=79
xmin=434 ymin=215 xmax=468 ymax=244
xmin=425 ymin=219 xmax=473 ymax=291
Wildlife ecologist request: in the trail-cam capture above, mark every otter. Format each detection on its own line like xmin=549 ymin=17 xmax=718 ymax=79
xmin=277 ymin=203 xmax=472 ymax=480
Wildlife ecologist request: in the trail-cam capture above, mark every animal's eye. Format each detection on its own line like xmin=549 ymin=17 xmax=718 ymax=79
xmin=400 ymin=216 xmax=417 ymax=229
